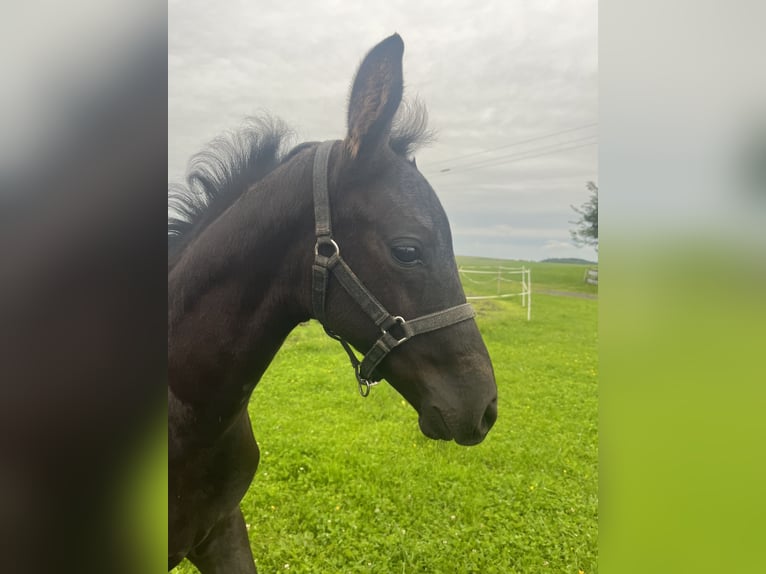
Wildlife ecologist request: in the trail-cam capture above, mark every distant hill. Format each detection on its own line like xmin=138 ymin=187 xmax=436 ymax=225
xmin=540 ymin=257 xmax=597 ymax=265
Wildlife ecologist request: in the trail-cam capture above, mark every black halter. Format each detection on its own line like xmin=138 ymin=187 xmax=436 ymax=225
xmin=311 ymin=140 xmax=476 ymax=396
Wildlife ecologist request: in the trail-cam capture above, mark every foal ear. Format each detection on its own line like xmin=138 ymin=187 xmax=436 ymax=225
xmin=345 ymin=34 xmax=404 ymax=162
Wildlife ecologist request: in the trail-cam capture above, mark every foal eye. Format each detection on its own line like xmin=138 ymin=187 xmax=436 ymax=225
xmin=391 ymin=245 xmax=421 ymax=265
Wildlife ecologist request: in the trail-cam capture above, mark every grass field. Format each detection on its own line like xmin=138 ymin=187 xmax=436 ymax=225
xmin=172 ymin=259 xmax=597 ymax=573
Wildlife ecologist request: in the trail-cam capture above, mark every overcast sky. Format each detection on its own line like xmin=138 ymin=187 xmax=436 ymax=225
xmin=169 ymin=0 xmax=598 ymax=261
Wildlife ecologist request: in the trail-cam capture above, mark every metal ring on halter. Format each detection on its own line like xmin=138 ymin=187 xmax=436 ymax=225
xmin=383 ymin=315 xmax=409 ymax=345
xmin=358 ymin=377 xmax=379 ymax=397
xmin=355 ymin=363 xmax=380 ymax=397
xmin=314 ymin=238 xmax=340 ymax=257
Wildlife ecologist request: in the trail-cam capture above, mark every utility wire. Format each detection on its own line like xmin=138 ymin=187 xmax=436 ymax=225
xmin=433 ymin=134 xmax=597 ymax=173
xmin=425 ymin=122 xmax=598 ymax=167
xmin=427 ymin=139 xmax=597 ymax=177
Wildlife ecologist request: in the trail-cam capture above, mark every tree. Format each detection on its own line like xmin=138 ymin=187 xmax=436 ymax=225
xmin=570 ymin=181 xmax=598 ymax=251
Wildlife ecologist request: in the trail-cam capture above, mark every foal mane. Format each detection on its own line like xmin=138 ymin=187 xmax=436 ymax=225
xmin=168 ymin=102 xmax=432 ymax=261
xmin=168 ymin=116 xmax=293 ymax=261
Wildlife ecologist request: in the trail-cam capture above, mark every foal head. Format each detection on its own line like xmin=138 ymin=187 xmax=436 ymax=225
xmin=316 ymin=34 xmax=497 ymax=445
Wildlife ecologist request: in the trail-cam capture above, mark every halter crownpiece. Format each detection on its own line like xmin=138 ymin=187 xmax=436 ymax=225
xmin=311 ymin=140 xmax=476 ymax=396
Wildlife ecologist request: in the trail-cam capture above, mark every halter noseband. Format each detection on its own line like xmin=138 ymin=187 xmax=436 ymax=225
xmin=311 ymin=140 xmax=476 ymax=396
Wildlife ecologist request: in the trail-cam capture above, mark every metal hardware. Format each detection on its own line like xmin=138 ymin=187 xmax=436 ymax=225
xmin=382 ymin=315 xmax=409 ymax=345
xmin=314 ymin=238 xmax=339 ymax=258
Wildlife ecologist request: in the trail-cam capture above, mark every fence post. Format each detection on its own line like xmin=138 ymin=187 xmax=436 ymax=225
xmin=520 ymin=266 xmax=526 ymax=307
xmin=527 ymin=268 xmax=532 ymax=321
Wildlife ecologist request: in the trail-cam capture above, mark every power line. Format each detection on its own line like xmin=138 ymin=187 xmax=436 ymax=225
xmin=427 ymin=139 xmax=597 ymax=176
xmin=443 ymin=139 xmax=597 ymax=174
xmin=425 ymin=122 xmax=598 ymax=167
xmin=438 ymin=139 xmax=597 ymax=175
xmin=434 ymin=134 xmax=598 ymax=173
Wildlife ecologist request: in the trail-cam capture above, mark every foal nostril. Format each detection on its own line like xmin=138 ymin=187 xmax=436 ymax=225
xmin=481 ymin=397 xmax=498 ymax=433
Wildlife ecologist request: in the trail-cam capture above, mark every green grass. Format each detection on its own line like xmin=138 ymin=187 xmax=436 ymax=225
xmin=172 ymin=260 xmax=597 ymax=573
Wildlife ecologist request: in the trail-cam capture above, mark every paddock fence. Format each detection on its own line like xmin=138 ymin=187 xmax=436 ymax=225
xmin=458 ymin=265 xmax=531 ymax=321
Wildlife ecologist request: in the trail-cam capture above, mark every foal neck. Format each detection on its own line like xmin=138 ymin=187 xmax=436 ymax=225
xmin=168 ymin=151 xmax=316 ymax=427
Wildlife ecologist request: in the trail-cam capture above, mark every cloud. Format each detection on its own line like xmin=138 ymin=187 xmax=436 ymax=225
xmin=542 ymin=239 xmax=577 ymax=251
xmin=169 ymin=0 xmax=598 ymax=261
xmin=456 ymin=225 xmax=569 ymax=240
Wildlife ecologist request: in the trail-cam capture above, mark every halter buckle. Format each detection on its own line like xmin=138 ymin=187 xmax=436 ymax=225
xmin=383 ymin=315 xmax=409 ymax=345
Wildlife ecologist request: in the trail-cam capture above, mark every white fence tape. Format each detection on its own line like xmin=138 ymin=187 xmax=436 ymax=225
xmin=458 ymin=266 xmax=531 ymax=321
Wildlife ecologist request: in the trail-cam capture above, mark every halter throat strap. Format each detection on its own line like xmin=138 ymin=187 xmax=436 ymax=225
xmin=310 ymin=140 xmax=475 ymax=396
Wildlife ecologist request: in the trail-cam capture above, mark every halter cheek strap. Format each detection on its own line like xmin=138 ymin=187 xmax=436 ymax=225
xmin=311 ymin=140 xmax=476 ymax=396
